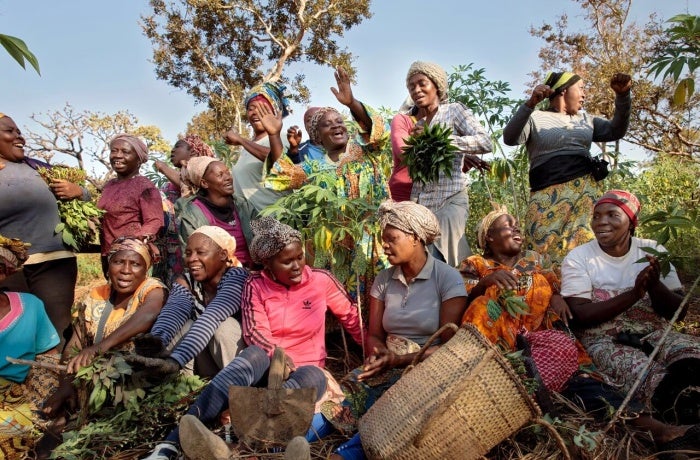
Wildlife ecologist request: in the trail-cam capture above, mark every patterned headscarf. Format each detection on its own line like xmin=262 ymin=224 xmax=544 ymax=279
xmin=109 ymin=134 xmax=149 ymax=163
xmin=0 ymin=235 xmax=30 ymax=276
xmin=191 ymin=226 xmax=240 ymax=268
xmin=181 ymin=156 xmax=220 ymax=197
xmin=308 ymin=107 xmax=341 ymax=146
xmin=377 ymin=200 xmax=441 ymax=245
xmin=406 ymin=61 xmax=449 ymax=102
xmin=544 ymin=71 xmax=582 ymax=99
xmin=182 ymin=134 xmax=215 ymax=158
xmin=477 ymin=204 xmax=510 ymax=250
xmin=0 ymin=113 xmax=6 ymax=119
xmin=595 ymin=189 xmax=641 ymax=228
xmin=107 ymin=236 xmax=154 ymax=269
xmin=249 ymin=216 xmax=302 ymax=264
xmin=244 ymin=82 xmax=292 ymax=118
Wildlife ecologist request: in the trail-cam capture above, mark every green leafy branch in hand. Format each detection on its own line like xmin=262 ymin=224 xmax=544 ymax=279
xmin=401 ymin=123 xmax=458 ymax=185
xmin=37 ymin=166 xmax=104 ymax=250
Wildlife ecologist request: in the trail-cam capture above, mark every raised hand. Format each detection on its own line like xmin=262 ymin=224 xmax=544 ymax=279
xmin=610 ymin=73 xmax=632 ymax=95
xmin=526 ymin=84 xmax=554 ymax=109
xmin=251 ymin=100 xmax=282 ymax=136
xmin=287 ymin=125 xmax=302 ymax=148
xmin=330 ymin=66 xmax=355 ymax=107
xmin=224 ymin=125 xmax=243 ymax=146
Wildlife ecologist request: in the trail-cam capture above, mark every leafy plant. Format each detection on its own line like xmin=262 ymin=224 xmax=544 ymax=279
xmin=0 ymin=33 xmax=40 ymax=74
xmin=401 ymin=123 xmax=458 ymax=185
xmin=36 ymin=166 xmax=104 ymax=251
xmin=647 ymin=14 xmax=700 ymax=106
xmin=53 ymin=363 xmax=205 ymax=459
xmin=262 ymin=170 xmax=380 ymax=292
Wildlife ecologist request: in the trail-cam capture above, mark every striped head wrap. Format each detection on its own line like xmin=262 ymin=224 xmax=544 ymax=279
xmin=182 ymin=134 xmax=215 ymax=158
xmin=107 ymin=236 xmax=154 ymax=269
xmin=308 ymin=107 xmax=341 ymax=146
xmin=249 ymin=216 xmax=302 ymax=264
xmin=477 ymin=204 xmax=510 ymax=250
xmin=110 ymin=134 xmax=149 ymax=163
xmin=191 ymin=226 xmax=240 ymax=268
xmin=377 ymin=200 xmax=441 ymax=245
xmin=406 ymin=61 xmax=449 ymax=102
xmin=181 ymin=156 xmax=220 ymax=197
xmin=544 ymin=72 xmax=582 ymax=99
xmin=595 ymin=189 xmax=641 ymax=227
xmin=244 ymin=82 xmax=292 ymax=118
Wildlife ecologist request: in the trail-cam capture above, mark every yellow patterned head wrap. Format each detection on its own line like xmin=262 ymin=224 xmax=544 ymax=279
xmin=476 ymin=204 xmax=510 ymax=250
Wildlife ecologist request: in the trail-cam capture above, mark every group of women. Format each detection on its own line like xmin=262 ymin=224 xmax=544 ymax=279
xmin=0 ymin=58 xmax=698 ymax=460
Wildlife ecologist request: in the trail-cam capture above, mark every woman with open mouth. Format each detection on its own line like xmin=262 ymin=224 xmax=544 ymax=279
xmin=0 ymin=113 xmax=90 ymax=349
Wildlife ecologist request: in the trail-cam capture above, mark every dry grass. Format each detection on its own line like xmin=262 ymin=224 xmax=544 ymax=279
xmin=71 ymin=267 xmax=699 ymax=460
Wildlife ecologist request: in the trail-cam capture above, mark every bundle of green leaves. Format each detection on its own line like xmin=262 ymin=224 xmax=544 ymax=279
xmin=37 ymin=166 xmax=104 ymax=251
xmin=401 ymin=123 xmax=458 ymax=185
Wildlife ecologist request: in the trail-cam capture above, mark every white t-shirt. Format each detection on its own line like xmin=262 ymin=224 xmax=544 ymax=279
xmin=560 ymin=237 xmax=682 ymax=302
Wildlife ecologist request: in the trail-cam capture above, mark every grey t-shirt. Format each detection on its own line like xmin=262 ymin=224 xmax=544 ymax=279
xmin=371 ymin=252 xmax=467 ymax=346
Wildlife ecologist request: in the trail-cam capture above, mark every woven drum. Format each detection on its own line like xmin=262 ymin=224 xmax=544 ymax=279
xmin=358 ymin=323 xmax=540 ymax=460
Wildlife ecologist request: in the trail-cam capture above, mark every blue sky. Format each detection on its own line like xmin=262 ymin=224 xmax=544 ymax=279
xmin=1 ymin=0 xmax=695 ymax=160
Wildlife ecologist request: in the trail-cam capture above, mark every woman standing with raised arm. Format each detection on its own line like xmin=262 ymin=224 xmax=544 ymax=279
xmin=503 ymin=72 xmax=632 ymax=265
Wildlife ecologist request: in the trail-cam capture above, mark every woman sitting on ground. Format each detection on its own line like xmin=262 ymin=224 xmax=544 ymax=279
xmin=461 ymin=206 xmax=699 ymax=454
xmin=43 ymin=237 xmax=167 ymax=416
xmin=142 ymin=216 xmax=362 ymax=460
xmin=0 ymin=235 xmax=61 ymax=458
xmin=562 ymin=190 xmax=700 ymax=425
xmin=330 ymin=200 xmax=468 ymax=460
xmin=134 ymin=226 xmax=248 ymax=378
xmin=155 ymin=134 xmax=216 ymax=283
xmin=176 ymin=156 xmax=257 ymax=268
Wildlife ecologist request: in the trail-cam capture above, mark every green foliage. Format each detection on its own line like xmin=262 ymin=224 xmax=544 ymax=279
xmin=262 ymin=170 xmax=379 ymax=289
xmin=648 ymin=14 xmax=700 ymax=106
xmin=0 ymin=33 xmax=40 ymax=74
xmin=401 ymin=123 xmax=458 ymax=185
xmin=447 ymin=64 xmax=529 ymax=245
xmin=36 ymin=166 xmax=104 ymax=251
xmin=53 ymin=366 xmax=205 ymax=459
xmin=631 ymin=155 xmax=700 ymax=277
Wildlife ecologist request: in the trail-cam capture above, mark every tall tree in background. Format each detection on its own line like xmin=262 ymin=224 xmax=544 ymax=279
xmin=141 ymin=0 xmax=372 ymax=136
xmin=23 ymin=104 xmax=170 ymax=188
xmin=529 ymin=0 xmax=699 ymax=159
